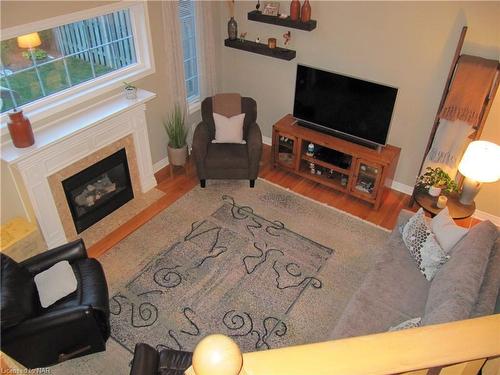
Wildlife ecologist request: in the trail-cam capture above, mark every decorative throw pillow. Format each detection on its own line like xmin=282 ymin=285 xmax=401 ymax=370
xmin=389 ymin=317 xmax=422 ymax=331
xmin=431 ymin=207 xmax=469 ymax=253
xmin=34 ymin=261 xmax=78 ymax=308
xmin=401 ymin=208 xmax=449 ymax=281
xmin=212 ymin=112 xmax=246 ymax=144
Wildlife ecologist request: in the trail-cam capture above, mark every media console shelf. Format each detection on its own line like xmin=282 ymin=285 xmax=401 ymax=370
xmin=272 ymin=114 xmax=401 ymax=209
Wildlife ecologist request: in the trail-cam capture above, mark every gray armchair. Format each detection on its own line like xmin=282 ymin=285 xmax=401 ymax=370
xmin=192 ymin=95 xmax=263 ymax=188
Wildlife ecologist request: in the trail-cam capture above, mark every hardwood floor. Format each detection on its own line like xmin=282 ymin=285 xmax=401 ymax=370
xmin=88 ymin=145 xmax=479 ymax=258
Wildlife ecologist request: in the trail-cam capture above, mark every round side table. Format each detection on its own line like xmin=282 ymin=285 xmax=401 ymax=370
xmin=414 ymin=191 xmax=475 ymax=219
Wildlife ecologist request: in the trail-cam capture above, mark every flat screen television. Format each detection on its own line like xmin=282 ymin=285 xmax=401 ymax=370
xmin=293 ymin=64 xmax=398 ymax=147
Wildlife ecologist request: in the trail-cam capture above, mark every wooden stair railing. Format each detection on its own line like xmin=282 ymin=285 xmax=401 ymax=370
xmin=186 ymin=314 xmax=500 ymax=375
xmin=1 ymin=315 xmax=498 ymax=374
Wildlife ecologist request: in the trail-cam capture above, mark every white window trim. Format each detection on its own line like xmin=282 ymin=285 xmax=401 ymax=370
xmin=0 ymin=1 xmax=155 ymax=134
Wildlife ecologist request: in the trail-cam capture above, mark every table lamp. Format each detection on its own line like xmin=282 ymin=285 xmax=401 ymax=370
xmin=16 ymin=32 xmax=46 ymax=97
xmin=458 ymin=140 xmax=500 ymax=205
xmin=17 ymin=32 xmax=41 ymax=49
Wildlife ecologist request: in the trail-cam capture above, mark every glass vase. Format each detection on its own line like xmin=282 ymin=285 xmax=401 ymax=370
xmin=228 ymin=17 xmax=238 ymax=41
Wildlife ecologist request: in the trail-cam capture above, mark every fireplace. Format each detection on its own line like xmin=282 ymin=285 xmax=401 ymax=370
xmin=62 ymin=148 xmax=134 ymax=234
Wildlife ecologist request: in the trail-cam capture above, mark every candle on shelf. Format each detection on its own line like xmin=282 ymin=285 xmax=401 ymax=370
xmin=437 ymin=195 xmax=448 ymax=209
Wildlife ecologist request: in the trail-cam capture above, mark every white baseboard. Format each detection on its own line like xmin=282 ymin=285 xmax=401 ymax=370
xmin=391 ymin=181 xmax=414 ymax=195
xmin=153 ymin=157 xmax=169 ymax=173
xmin=262 ymin=135 xmax=272 ymax=145
xmin=472 ymin=210 xmax=500 ymax=226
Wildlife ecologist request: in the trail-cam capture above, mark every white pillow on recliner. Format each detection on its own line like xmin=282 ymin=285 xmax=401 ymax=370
xmin=34 ymin=261 xmax=78 ymax=308
xmin=212 ymin=112 xmax=246 ymax=144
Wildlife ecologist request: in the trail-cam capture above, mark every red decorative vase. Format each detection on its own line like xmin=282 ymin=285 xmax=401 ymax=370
xmin=7 ymin=110 xmax=35 ymax=148
xmin=301 ymin=0 xmax=311 ymax=22
xmin=290 ymin=0 xmax=301 ymax=21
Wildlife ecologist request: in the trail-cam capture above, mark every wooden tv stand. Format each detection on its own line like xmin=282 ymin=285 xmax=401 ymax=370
xmin=272 ymin=115 xmax=401 ymax=209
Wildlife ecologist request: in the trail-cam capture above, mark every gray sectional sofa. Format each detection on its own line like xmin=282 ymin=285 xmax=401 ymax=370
xmin=330 ymin=209 xmax=500 ymax=339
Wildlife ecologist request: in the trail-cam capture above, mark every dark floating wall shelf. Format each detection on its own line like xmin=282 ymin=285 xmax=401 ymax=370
xmin=247 ymin=10 xmax=317 ymax=31
xmin=224 ymin=39 xmax=296 ymax=61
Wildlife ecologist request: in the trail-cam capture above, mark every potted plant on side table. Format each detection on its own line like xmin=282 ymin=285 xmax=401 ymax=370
xmin=416 ymin=167 xmax=458 ymax=197
xmin=164 ymin=104 xmax=188 ymax=167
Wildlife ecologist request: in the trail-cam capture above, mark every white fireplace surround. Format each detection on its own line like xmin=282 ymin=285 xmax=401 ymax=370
xmin=2 ymin=89 xmax=157 ymax=248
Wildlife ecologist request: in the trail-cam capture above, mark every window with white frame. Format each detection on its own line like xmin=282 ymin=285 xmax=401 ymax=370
xmin=0 ymin=3 xmax=153 ymax=122
xmin=178 ymin=0 xmax=200 ymax=103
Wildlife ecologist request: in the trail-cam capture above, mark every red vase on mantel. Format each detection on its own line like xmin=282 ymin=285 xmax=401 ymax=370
xmin=301 ymin=0 xmax=311 ymax=22
xmin=290 ymin=0 xmax=301 ymax=21
xmin=7 ymin=110 xmax=35 ymax=148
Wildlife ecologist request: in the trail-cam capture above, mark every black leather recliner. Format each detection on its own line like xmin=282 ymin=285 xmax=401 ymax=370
xmin=0 ymin=239 xmax=110 ymax=369
xmin=129 ymin=343 xmax=193 ymax=375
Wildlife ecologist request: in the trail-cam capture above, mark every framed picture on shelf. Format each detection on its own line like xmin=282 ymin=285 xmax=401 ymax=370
xmin=262 ymin=2 xmax=280 ymax=16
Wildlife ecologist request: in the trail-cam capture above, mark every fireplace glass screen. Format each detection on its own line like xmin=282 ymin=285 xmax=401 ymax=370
xmin=62 ymin=148 xmax=134 ymax=233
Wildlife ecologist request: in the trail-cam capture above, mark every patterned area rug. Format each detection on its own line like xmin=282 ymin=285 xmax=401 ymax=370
xmin=52 ymin=179 xmax=389 ymax=374
xmin=110 ymin=195 xmax=333 ymax=352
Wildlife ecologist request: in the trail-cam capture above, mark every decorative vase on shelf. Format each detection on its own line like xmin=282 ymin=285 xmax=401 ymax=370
xmin=290 ymin=0 xmax=301 ymax=21
xmin=228 ymin=17 xmax=238 ymax=40
xmin=7 ymin=110 xmax=35 ymax=148
xmin=301 ymin=0 xmax=311 ymax=22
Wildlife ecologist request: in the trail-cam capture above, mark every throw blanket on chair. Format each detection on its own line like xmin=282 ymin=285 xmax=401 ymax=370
xmin=422 ymin=119 xmax=473 ymax=179
xmin=213 ymin=93 xmax=241 ymax=117
xmin=440 ymin=54 xmax=498 ymax=126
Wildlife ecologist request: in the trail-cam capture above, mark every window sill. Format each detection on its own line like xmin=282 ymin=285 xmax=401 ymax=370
xmin=188 ymin=100 xmax=201 ymax=115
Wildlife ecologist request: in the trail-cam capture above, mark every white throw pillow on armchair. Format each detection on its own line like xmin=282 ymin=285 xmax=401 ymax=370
xmin=212 ymin=112 xmax=246 ymax=144
xmin=34 ymin=260 xmax=78 ymax=308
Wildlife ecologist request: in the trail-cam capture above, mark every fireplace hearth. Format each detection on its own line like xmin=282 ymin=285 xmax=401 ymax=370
xmin=62 ymin=148 xmax=134 ymax=233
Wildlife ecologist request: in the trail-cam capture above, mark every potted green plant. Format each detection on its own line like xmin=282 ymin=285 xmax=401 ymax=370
xmin=22 ymin=48 xmax=48 ymax=62
xmin=416 ymin=167 xmax=459 ymax=197
xmin=123 ymin=81 xmax=137 ymax=100
xmin=163 ymin=104 xmax=188 ymax=166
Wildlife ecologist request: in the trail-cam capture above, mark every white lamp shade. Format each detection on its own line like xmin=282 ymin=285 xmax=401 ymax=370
xmin=458 ymin=141 xmax=500 ymax=183
xmin=17 ymin=32 xmax=42 ymax=49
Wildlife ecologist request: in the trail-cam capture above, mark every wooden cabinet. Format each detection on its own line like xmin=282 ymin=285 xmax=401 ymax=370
xmin=273 ymin=131 xmax=299 ymax=170
xmin=272 ymin=115 xmax=401 ymax=209
xmin=350 ymin=159 xmax=383 ymax=201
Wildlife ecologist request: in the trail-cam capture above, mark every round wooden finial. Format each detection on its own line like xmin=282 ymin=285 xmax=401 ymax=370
xmin=192 ymin=334 xmax=243 ymax=375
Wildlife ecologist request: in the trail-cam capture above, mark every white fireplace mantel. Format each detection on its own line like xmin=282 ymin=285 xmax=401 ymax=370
xmin=2 ymin=89 xmax=157 ymax=248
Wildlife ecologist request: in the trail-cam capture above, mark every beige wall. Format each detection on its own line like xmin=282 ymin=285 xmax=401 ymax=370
xmin=216 ymin=1 xmax=500 ymax=217
xmin=1 ymin=1 xmax=499 ymax=223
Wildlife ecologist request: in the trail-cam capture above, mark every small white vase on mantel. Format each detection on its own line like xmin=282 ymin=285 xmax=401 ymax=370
xmin=124 ymin=86 xmax=137 ymax=100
